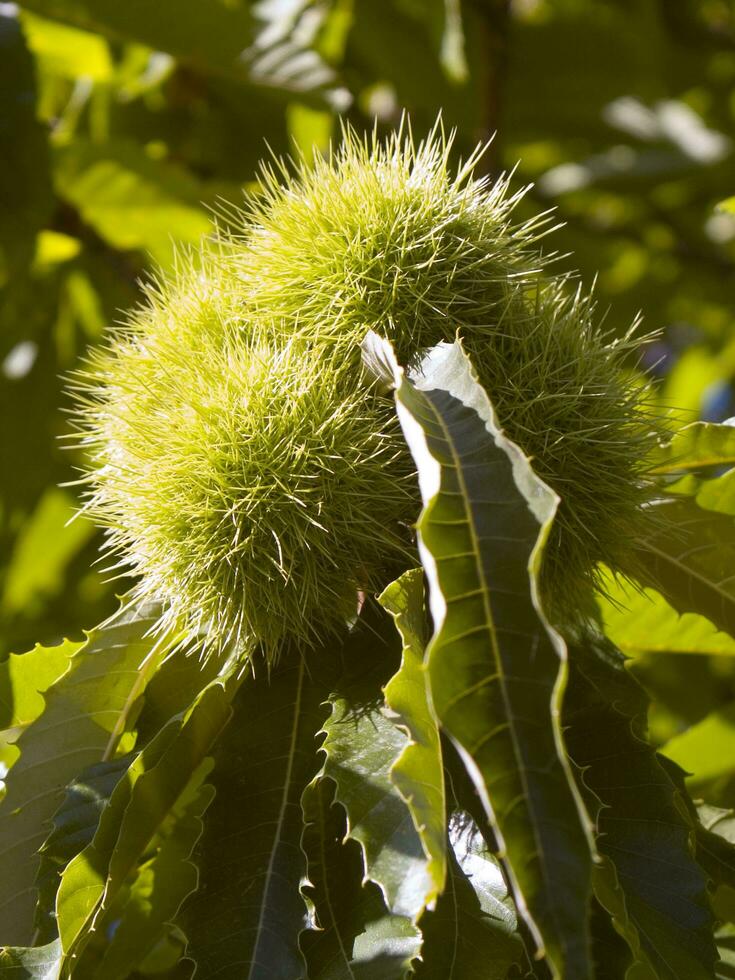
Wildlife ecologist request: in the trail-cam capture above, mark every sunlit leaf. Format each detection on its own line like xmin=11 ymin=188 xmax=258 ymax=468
xmin=597 ymin=569 xmax=735 ymax=657
xmin=0 ymin=601 xmax=174 ymax=944
xmin=650 ymin=422 xmax=735 ymax=475
xmin=93 ymin=782 xmax=215 ymax=979
xmin=319 ymin=662 xmax=433 ymax=926
xmin=678 ymin=467 xmax=735 ymax=517
xmin=662 ymin=701 xmax=735 ymax=786
xmin=20 ymin=10 xmax=112 ymax=81
xmin=34 ymin=754 xmax=132 ymax=944
xmin=0 ymin=940 xmax=61 ymax=979
xmin=53 ymin=140 xmax=212 ymax=267
xmin=56 ymin=677 xmax=232 ymax=964
xmin=18 ymin=0 xmax=345 ymax=102
xmin=634 ymin=495 xmax=735 ymax=639
xmin=0 ymin=638 xmax=78 ymax=734
xmin=379 ymin=568 xmax=446 ymax=910
xmin=363 ymin=333 xmax=595 ymax=979
xmin=1 ymin=490 xmax=95 ymax=618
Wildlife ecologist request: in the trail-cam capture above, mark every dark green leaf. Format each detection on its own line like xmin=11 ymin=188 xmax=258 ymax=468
xmin=94 ymin=782 xmax=215 ymax=980
xmin=34 ymin=755 xmax=132 ymax=944
xmin=319 ymin=668 xmax=434 ymax=928
xmin=300 ymin=775 xmax=420 ymax=980
xmin=180 ymin=645 xmax=343 ymax=980
xmin=564 ymin=633 xmax=718 ymax=980
xmin=414 ymin=811 xmax=524 ymax=980
xmin=0 ymin=9 xmax=52 ymax=277
xmin=364 ymin=333 xmax=595 ymax=980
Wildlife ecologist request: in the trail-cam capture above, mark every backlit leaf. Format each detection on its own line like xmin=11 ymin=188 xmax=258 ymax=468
xmin=0 ymin=601 xmax=174 ymax=945
xmin=379 ymin=568 xmax=446 ymax=911
xmin=650 ymin=422 xmax=735 ymax=475
xmin=363 ymin=333 xmax=596 ymax=980
xmin=0 ymin=941 xmax=61 ymax=979
xmin=56 ymin=678 xmax=232 ymax=964
xmin=662 ymin=701 xmax=735 ymax=787
xmin=634 ymin=495 xmax=735 ymax=640
xmin=597 ymin=569 xmax=735 ymax=657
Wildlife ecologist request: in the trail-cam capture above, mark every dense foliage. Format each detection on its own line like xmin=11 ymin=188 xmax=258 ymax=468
xmin=3 ymin=1 xmax=735 ymax=978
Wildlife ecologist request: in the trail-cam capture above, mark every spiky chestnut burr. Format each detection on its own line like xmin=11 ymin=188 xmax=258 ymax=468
xmin=72 ymin=124 xmax=658 ymax=656
xmin=234 ymin=124 xmax=659 ymax=620
xmin=71 ymin=259 xmax=415 ymax=653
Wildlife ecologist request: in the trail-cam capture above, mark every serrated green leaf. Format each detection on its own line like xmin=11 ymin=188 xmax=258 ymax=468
xmin=564 ymin=633 xmax=718 ymax=980
xmin=717 ymin=923 xmax=735 ymax=979
xmin=319 ymin=670 xmax=434 ymax=927
xmin=597 ymin=569 xmax=735 ymax=657
xmin=0 ymin=941 xmax=60 ymax=979
xmin=650 ymin=422 xmax=735 ymax=475
xmin=56 ymin=677 xmax=232 ymax=967
xmin=656 ymin=447 xmax=735 ymax=518
xmin=94 ymin=782 xmax=215 ymax=980
xmin=363 ymin=333 xmax=595 ymax=979
xmin=634 ymin=495 xmax=735 ymax=639
xmin=662 ymin=701 xmax=735 ymax=786
xmin=34 ymin=755 xmax=132 ymax=944
xmin=414 ymin=811 xmax=524 ymax=980
xmin=299 ymin=776 xmax=421 ymax=980
xmin=589 ymin=895 xmax=633 ymax=980
xmin=133 ymin=643 xmax=232 ymax=746
xmin=379 ymin=568 xmax=446 ymax=911
xmin=180 ymin=643 xmax=344 ymax=980
xmin=0 ymin=639 xmax=78 ymax=733
xmin=0 ymin=602 xmax=174 ymax=946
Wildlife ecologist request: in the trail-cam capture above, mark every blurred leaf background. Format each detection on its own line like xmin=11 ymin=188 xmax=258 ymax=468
xmin=1 ymin=0 xmax=734 ymax=762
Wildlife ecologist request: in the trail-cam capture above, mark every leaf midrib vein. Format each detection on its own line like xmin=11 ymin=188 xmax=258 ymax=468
xmin=425 ymin=393 xmax=559 ymax=954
